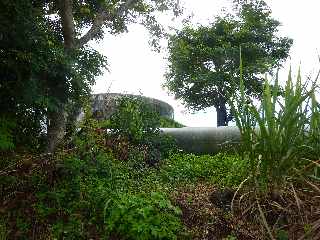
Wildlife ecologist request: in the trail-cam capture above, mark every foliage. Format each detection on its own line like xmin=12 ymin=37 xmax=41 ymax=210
xmin=34 ymin=154 xmax=116 ymax=239
xmin=229 ymin=61 xmax=320 ymax=239
xmin=229 ymin=63 xmax=320 ymax=190
xmin=162 ymin=153 xmax=248 ymax=187
xmin=0 ymin=118 xmax=15 ymax=151
xmin=159 ymin=117 xmax=185 ymax=128
xmin=107 ymin=96 xmax=177 ymax=165
xmin=0 ymin=0 xmax=107 ymax=151
xmin=0 ymin=0 xmax=181 ymax=152
xmin=0 ymin=218 xmax=8 ymax=240
xmin=108 ymin=96 xmax=161 ymax=143
xmin=0 ymin=0 xmax=48 ymax=151
xmin=105 ymin=192 xmax=183 ymax=240
xmin=0 ymin=111 xmax=185 ymax=239
xmin=2 ymin=91 xmax=318 ymax=239
xmin=165 ymin=0 xmax=292 ymax=126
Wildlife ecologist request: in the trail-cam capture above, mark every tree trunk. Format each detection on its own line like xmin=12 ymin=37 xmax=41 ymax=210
xmin=45 ymin=0 xmax=136 ymax=152
xmin=46 ymin=107 xmax=67 ymax=152
xmin=46 ymin=0 xmax=76 ymax=153
xmin=216 ymin=102 xmax=228 ymax=127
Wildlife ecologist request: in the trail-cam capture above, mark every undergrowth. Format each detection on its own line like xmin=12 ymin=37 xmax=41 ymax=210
xmin=161 ymin=153 xmax=247 ymax=188
xmin=229 ymin=57 xmax=320 ymax=239
xmin=0 ymin=138 xmax=241 ymax=239
xmin=0 ymin=97 xmax=245 ymax=239
xmin=2 ymin=78 xmax=318 ymax=239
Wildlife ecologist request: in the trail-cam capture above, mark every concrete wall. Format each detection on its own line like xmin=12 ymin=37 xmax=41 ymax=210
xmin=91 ymin=93 xmax=174 ymax=120
xmin=88 ymin=94 xmax=241 ymax=155
xmin=161 ymin=126 xmax=241 ymax=154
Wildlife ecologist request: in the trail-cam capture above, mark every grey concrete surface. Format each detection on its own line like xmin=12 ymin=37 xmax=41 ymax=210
xmin=92 ymin=93 xmax=174 ymax=120
xmin=161 ymin=126 xmax=241 ymax=154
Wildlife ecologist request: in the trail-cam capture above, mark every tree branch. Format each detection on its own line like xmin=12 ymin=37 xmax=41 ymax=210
xmin=76 ymin=8 xmax=109 ymax=47
xmin=59 ymin=0 xmax=76 ymax=49
xmin=77 ymin=0 xmax=137 ymax=47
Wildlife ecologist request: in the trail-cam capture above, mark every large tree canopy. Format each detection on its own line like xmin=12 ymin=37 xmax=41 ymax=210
xmin=165 ymin=0 xmax=292 ymax=126
xmin=0 ymin=0 xmax=180 ymax=152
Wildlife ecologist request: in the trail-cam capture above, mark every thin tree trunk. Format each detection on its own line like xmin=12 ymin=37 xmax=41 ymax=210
xmin=45 ymin=0 xmax=137 ymax=152
xmin=216 ymin=102 xmax=228 ymax=127
xmin=46 ymin=0 xmax=76 ymax=153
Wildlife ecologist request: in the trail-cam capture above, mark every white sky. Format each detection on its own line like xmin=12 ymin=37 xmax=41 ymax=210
xmin=91 ymin=0 xmax=320 ymax=127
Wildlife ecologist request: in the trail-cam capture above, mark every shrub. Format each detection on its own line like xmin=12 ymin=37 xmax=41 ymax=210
xmin=162 ymin=153 xmax=248 ymax=187
xmin=104 ymin=192 xmax=183 ymax=240
xmin=229 ymin=63 xmax=320 ymax=191
xmin=229 ymin=60 xmax=320 ymax=238
xmin=0 ymin=105 xmax=179 ymax=239
xmin=159 ymin=117 xmax=185 ymax=128
xmin=0 ymin=117 xmax=15 ymax=151
xmin=32 ymin=151 xmax=116 ymax=239
xmin=108 ymin=96 xmax=161 ymax=144
xmin=106 ymin=96 xmax=177 ymax=166
xmin=0 ymin=111 xmax=46 ymax=152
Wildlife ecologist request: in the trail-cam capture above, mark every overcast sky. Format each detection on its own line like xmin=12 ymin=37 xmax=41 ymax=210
xmin=91 ymin=0 xmax=320 ymax=127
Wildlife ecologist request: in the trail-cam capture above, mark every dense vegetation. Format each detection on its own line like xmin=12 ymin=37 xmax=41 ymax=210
xmin=0 ymin=98 xmax=247 ymax=239
xmin=1 ymin=84 xmax=320 ymax=239
xmin=1 ymin=0 xmax=319 ymax=239
xmin=0 ymin=0 xmax=181 ymax=153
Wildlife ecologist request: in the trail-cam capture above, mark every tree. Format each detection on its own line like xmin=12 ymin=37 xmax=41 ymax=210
xmin=0 ymin=0 xmax=107 ymax=151
xmin=0 ymin=0 xmax=181 ymax=152
xmin=0 ymin=0 xmax=52 ymax=150
xmin=165 ymin=0 xmax=292 ymax=126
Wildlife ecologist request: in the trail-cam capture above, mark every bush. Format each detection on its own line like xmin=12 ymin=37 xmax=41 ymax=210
xmin=106 ymin=96 xmax=177 ymax=166
xmin=228 ymin=63 xmax=320 ymax=239
xmin=0 ymin=117 xmax=15 ymax=151
xmin=229 ymin=66 xmax=320 ymax=191
xmin=108 ymin=96 xmax=161 ymax=144
xmin=0 ymin=105 xmax=181 ymax=239
xmin=162 ymin=153 xmax=248 ymax=187
xmin=32 ymin=151 xmax=117 ymax=239
xmin=105 ymin=192 xmax=183 ymax=240
xmin=0 ymin=111 xmax=46 ymax=152
xmin=159 ymin=117 xmax=185 ymax=128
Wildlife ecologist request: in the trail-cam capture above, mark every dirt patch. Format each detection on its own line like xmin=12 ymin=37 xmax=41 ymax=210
xmin=172 ymin=179 xmax=320 ymax=240
xmin=172 ymin=183 xmax=261 ymax=240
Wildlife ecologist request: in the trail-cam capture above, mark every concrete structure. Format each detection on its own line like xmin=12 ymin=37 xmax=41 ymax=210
xmin=161 ymin=126 xmax=241 ymax=154
xmin=88 ymin=93 xmax=242 ymax=155
xmin=91 ymin=93 xmax=174 ymax=120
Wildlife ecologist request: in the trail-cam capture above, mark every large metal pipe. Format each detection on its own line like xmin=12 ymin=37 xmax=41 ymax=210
xmin=161 ymin=126 xmax=241 ymax=154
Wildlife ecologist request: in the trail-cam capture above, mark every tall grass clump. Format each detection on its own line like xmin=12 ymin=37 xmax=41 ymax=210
xmin=230 ymin=60 xmax=319 ymax=191
xmin=229 ymin=56 xmax=320 ymax=238
xmin=0 ymin=218 xmax=8 ymax=240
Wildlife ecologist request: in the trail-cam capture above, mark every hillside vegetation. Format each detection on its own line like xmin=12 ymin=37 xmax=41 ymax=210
xmin=1 ymin=87 xmax=319 ymax=239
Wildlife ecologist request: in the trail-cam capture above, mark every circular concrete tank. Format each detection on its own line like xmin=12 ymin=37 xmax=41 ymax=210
xmin=91 ymin=93 xmax=174 ymax=120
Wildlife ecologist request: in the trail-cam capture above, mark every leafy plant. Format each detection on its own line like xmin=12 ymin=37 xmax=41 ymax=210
xmin=0 ymin=218 xmax=8 ymax=240
xmin=104 ymin=192 xmax=183 ymax=240
xmin=229 ymin=56 xmax=320 ymax=238
xmin=162 ymin=153 xmax=248 ymax=187
xmin=159 ymin=117 xmax=185 ymax=128
xmin=107 ymin=96 xmax=177 ymax=165
xmin=0 ymin=117 xmax=15 ymax=151
xmin=229 ymin=58 xmax=320 ymax=191
xmin=108 ymin=96 xmax=161 ymax=143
